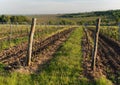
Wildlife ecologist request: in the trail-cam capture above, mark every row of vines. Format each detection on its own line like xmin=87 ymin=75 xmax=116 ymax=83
xmin=0 ymin=23 xmax=70 ymax=51
xmin=100 ymin=26 xmax=120 ymax=41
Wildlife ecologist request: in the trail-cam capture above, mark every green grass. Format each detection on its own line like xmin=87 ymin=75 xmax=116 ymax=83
xmin=95 ymin=76 xmax=112 ymax=85
xmin=0 ymin=27 xmax=112 ymax=85
xmin=35 ymin=27 xmax=88 ymax=85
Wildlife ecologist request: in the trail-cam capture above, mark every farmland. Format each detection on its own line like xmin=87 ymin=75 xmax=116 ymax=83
xmin=0 ymin=9 xmax=120 ymax=85
xmin=0 ymin=24 xmax=68 ymax=51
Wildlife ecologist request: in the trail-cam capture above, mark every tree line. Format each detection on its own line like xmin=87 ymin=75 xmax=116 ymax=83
xmin=0 ymin=15 xmax=29 ymax=24
xmin=60 ymin=9 xmax=120 ymax=25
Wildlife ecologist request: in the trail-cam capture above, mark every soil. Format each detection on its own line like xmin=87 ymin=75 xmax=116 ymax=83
xmin=0 ymin=28 xmax=75 ymax=74
xmin=83 ymin=28 xmax=120 ymax=85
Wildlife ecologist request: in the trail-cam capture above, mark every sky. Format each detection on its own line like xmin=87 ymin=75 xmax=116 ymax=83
xmin=0 ymin=0 xmax=120 ymax=14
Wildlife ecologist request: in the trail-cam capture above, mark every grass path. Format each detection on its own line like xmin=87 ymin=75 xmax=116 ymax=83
xmin=35 ymin=27 xmax=87 ymax=85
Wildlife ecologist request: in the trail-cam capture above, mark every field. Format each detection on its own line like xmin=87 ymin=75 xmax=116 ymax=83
xmin=0 ymin=10 xmax=120 ymax=85
xmin=0 ymin=24 xmax=68 ymax=51
xmin=0 ymin=26 xmax=113 ymax=85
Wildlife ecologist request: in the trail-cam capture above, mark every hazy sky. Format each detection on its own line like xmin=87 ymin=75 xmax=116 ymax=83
xmin=0 ymin=0 xmax=120 ymax=14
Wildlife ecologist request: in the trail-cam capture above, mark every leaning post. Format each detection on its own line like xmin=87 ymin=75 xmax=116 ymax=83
xmin=26 ymin=18 xmax=36 ymax=66
xmin=91 ymin=18 xmax=101 ymax=72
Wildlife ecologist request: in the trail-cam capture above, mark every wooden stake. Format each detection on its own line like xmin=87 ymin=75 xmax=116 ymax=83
xmin=9 ymin=23 xmax=12 ymax=46
xmin=26 ymin=18 xmax=36 ymax=66
xmin=91 ymin=18 xmax=101 ymax=72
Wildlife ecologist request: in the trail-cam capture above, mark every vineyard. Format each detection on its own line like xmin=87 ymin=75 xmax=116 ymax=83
xmin=82 ymin=19 xmax=120 ymax=85
xmin=0 ymin=24 xmax=67 ymax=51
xmin=0 ymin=17 xmax=120 ymax=85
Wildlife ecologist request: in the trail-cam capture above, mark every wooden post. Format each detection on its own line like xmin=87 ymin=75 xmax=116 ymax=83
xmin=9 ymin=23 xmax=12 ymax=46
xmin=26 ymin=18 xmax=36 ymax=66
xmin=91 ymin=18 xmax=101 ymax=72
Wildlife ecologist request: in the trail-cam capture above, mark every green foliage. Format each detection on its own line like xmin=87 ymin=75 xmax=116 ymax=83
xmin=10 ymin=16 xmax=29 ymax=23
xmin=100 ymin=26 xmax=119 ymax=41
xmin=58 ymin=19 xmax=76 ymax=25
xmin=0 ymin=63 xmax=5 ymax=72
xmin=0 ymin=15 xmax=29 ymax=23
xmin=60 ymin=9 xmax=120 ymax=25
xmin=0 ymin=25 xmax=66 ymax=51
xmin=95 ymin=76 xmax=112 ymax=85
xmin=0 ymin=15 xmax=10 ymax=23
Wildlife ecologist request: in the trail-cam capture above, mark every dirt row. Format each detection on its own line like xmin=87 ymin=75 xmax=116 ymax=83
xmin=0 ymin=28 xmax=75 ymax=73
xmin=82 ymin=28 xmax=95 ymax=80
xmin=98 ymin=34 xmax=120 ymax=85
xmin=87 ymin=28 xmax=120 ymax=85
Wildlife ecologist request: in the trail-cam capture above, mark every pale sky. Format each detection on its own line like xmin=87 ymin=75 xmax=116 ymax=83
xmin=0 ymin=0 xmax=120 ymax=14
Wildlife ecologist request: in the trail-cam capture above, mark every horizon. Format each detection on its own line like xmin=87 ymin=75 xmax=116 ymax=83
xmin=0 ymin=0 xmax=120 ymax=14
xmin=1 ymin=9 xmax=120 ymax=15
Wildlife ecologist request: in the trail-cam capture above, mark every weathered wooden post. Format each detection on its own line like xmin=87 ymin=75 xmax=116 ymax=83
xmin=9 ymin=23 xmax=12 ymax=46
xmin=91 ymin=18 xmax=101 ymax=72
xmin=26 ymin=18 xmax=36 ymax=66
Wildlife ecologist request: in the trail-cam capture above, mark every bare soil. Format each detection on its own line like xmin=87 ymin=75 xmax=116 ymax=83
xmin=83 ymin=28 xmax=120 ymax=85
xmin=0 ymin=28 xmax=75 ymax=74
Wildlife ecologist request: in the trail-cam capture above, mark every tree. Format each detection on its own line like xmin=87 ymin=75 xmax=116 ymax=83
xmin=10 ymin=16 xmax=17 ymax=22
xmin=0 ymin=15 xmax=10 ymax=22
